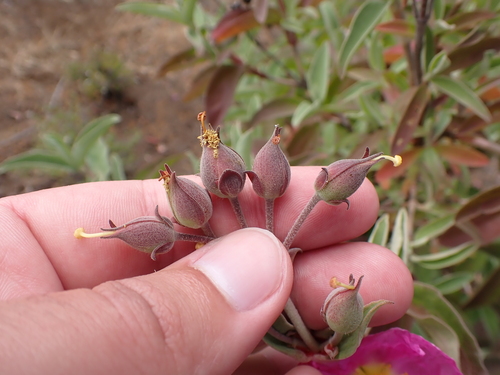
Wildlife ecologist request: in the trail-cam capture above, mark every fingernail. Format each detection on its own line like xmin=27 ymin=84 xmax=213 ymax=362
xmin=193 ymin=228 xmax=286 ymax=311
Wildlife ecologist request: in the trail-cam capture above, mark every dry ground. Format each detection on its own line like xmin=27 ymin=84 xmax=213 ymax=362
xmin=0 ymin=0 xmax=205 ymax=197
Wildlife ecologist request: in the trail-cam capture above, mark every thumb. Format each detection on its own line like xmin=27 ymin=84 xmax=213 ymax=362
xmin=0 ymin=228 xmax=292 ymax=375
xmin=125 ymin=227 xmax=293 ymax=374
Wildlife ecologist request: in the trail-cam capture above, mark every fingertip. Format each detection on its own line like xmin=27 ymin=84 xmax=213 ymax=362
xmin=191 ymin=228 xmax=292 ymax=312
xmin=275 ymin=176 xmax=380 ymax=249
xmin=291 ymin=242 xmax=413 ymax=329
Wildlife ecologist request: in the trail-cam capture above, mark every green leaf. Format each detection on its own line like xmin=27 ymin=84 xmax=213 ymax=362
xmin=319 ymin=1 xmax=341 ymax=49
xmin=40 ymin=133 xmax=75 ymax=168
xmin=115 ymin=2 xmax=183 ymax=23
xmin=431 ymin=76 xmax=491 ymax=122
xmin=430 ymin=109 xmax=452 ymax=142
xmin=433 ymin=0 xmax=444 ymax=20
xmin=234 ymin=128 xmax=256 ymax=168
xmin=368 ymin=34 xmax=385 ymax=71
xmin=411 ymin=282 xmax=488 ymax=375
xmin=336 ymin=81 xmax=380 ymax=103
xmin=72 ymin=114 xmax=121 ymax=165
xmin=411 ymin=242 xmax=479 ymax=269
xmin=477 ymin=307 xmax=500 ymax=343
xmin=291 ymin=100 xmax=317 ymax=127
xmin=358 ymin=94 xmax=385 ymax=125
xmin=262 ymin=333 xmax=310 ymax=362
xmin=181 ymin=0 xmax=197 ymax=26
xmin=306 ymin=42 xmax=330 ymax=103
xmin=272 ymin=313 xmax=295 ymax=335
xmin=0 ymin=150 xmax=75 ymax=174
xmin=338 ymin=1 xmax=389 ymax=77
xmin=389 ymin=208 xmax=411 ymax=263
xmin=412 ymin=213 xmax=455 ymax=247
xmin=423 ymin=27 xmax=435 ymax=70
xmin=336 ymin=300 xmax=393 ymax=359
xmin=85 ymin=137 xmax=110 ymax=181
xmin=368 ymin=213 xmax=389 ymax=247
xmin=407 ymin=312 xmax=461 ymax=366
xmin=109 ymin=153 xmax=126 ymax=180
xmin=425 ymin=51 xmax=450 ymax=79
xmin=421 ymin=146 xmax=447 ymax=188
xmin=465 ymin=265 xmax=500 ymax=308
xmin=431 ymin=272 xmax=475 ymax=295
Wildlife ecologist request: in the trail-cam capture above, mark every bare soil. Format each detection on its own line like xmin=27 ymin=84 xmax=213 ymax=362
xmin=0 ymin=0 xmax=204 ymax=197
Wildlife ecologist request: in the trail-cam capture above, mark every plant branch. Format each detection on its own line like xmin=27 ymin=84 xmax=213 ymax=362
xmin=244 ymin=65 xmax=297 ymax=86
xmin=320 ymin=331 xmax=343 ymax=352
xmin=265 ymin=198 xmax=275 ymax=233
xmin=283 ymin=193 xmax=321 ymax=249
xmin=470 ymin=135 xmax=500 ymax=154
xmin=177 ymin=233 xmax=215 ymax=243
xmin=412 ymin=0 xmax=434 ymax=85
xmin=245 ymin=33 xmax=302 ymax=84
xmin=284 ymin=298 xmax=321 ymax=352
xmin=201 ymin=222 xmax=216 ymax=238
xmin=265 ymin=327 xmax=306 ymax=348
xmin=228 ymin=196 xmax=248 ymax=228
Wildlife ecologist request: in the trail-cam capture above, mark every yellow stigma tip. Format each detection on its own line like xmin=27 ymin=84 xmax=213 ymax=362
xmin=74 ymin=228 xmax=85 ymax=239
xmin=330 ymin=277 xmax=355 ymax=290
xmin=73 ymin=228 xmax=114 ymax=239
xmin=374 ymin=154 xmax=403 ymax=167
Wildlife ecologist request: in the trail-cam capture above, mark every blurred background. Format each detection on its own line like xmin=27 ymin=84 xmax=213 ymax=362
xmin=0 ymin=0 xmax=204 ymax=196
xmin=1 ymin=0 xmax=500 ymax=373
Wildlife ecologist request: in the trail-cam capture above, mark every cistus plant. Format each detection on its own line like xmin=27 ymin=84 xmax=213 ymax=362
xmin=75 ymin=111 xmax=402 ymax=362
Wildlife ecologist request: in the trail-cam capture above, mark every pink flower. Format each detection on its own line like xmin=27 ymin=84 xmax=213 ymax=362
xmin=310 ymin=328 xmax=462 ymax=375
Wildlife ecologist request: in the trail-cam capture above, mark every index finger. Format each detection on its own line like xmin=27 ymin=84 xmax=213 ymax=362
xmin=0 ymin=167 xmax=379 ymax=290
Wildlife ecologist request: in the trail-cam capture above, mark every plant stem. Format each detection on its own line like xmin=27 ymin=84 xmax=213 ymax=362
xmin=229 ymin=196 xmax=248 ymax=228
xmin=406 ymin=183 xmax=417 ymax=265
xmin=392 ymin=0 xmax=418 ymax=85
xmin=245 ymin=65 xmax=297 ymax=87
xmin=404 ymin=43 xmax=417 ymax=86
xmin=283 ymin=193 xmax=321 ymax=249
xmin=412 ymin=0 xmax=434 ymax=85
xmin=265 ymin=327 xmax=306 ymax=348
xmin=177 ymin=233 xmax=214 ymax=244
xmin=320 ymin=331 xmax=343 ymax=349
xmin=471 ymin=135 xmax=500 ymax=154
xmin=265 ymin=198 xmax=275 ymax=233
xmin=201 ymin=222 xmax=216 ymax=238
xmin=245 ymin=33 xmax=302 ymax=84
xmin=284 ymin=298 xmax=320 ymax=353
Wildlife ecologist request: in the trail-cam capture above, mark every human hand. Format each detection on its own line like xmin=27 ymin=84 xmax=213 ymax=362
xmin=0 ymin=167 xmax=413 ymax=374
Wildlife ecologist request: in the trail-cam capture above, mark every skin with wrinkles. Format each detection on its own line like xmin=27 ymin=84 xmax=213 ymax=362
xmin=0 ymin=167 xmax=413 ymax=374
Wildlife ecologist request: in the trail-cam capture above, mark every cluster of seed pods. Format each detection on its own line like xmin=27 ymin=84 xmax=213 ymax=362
xmin=75 ymin=111 xmax=402 ymax=361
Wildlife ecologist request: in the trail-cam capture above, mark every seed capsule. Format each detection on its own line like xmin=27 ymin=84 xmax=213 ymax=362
xmin=248 ymin=125 xmax=291 ymax=199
